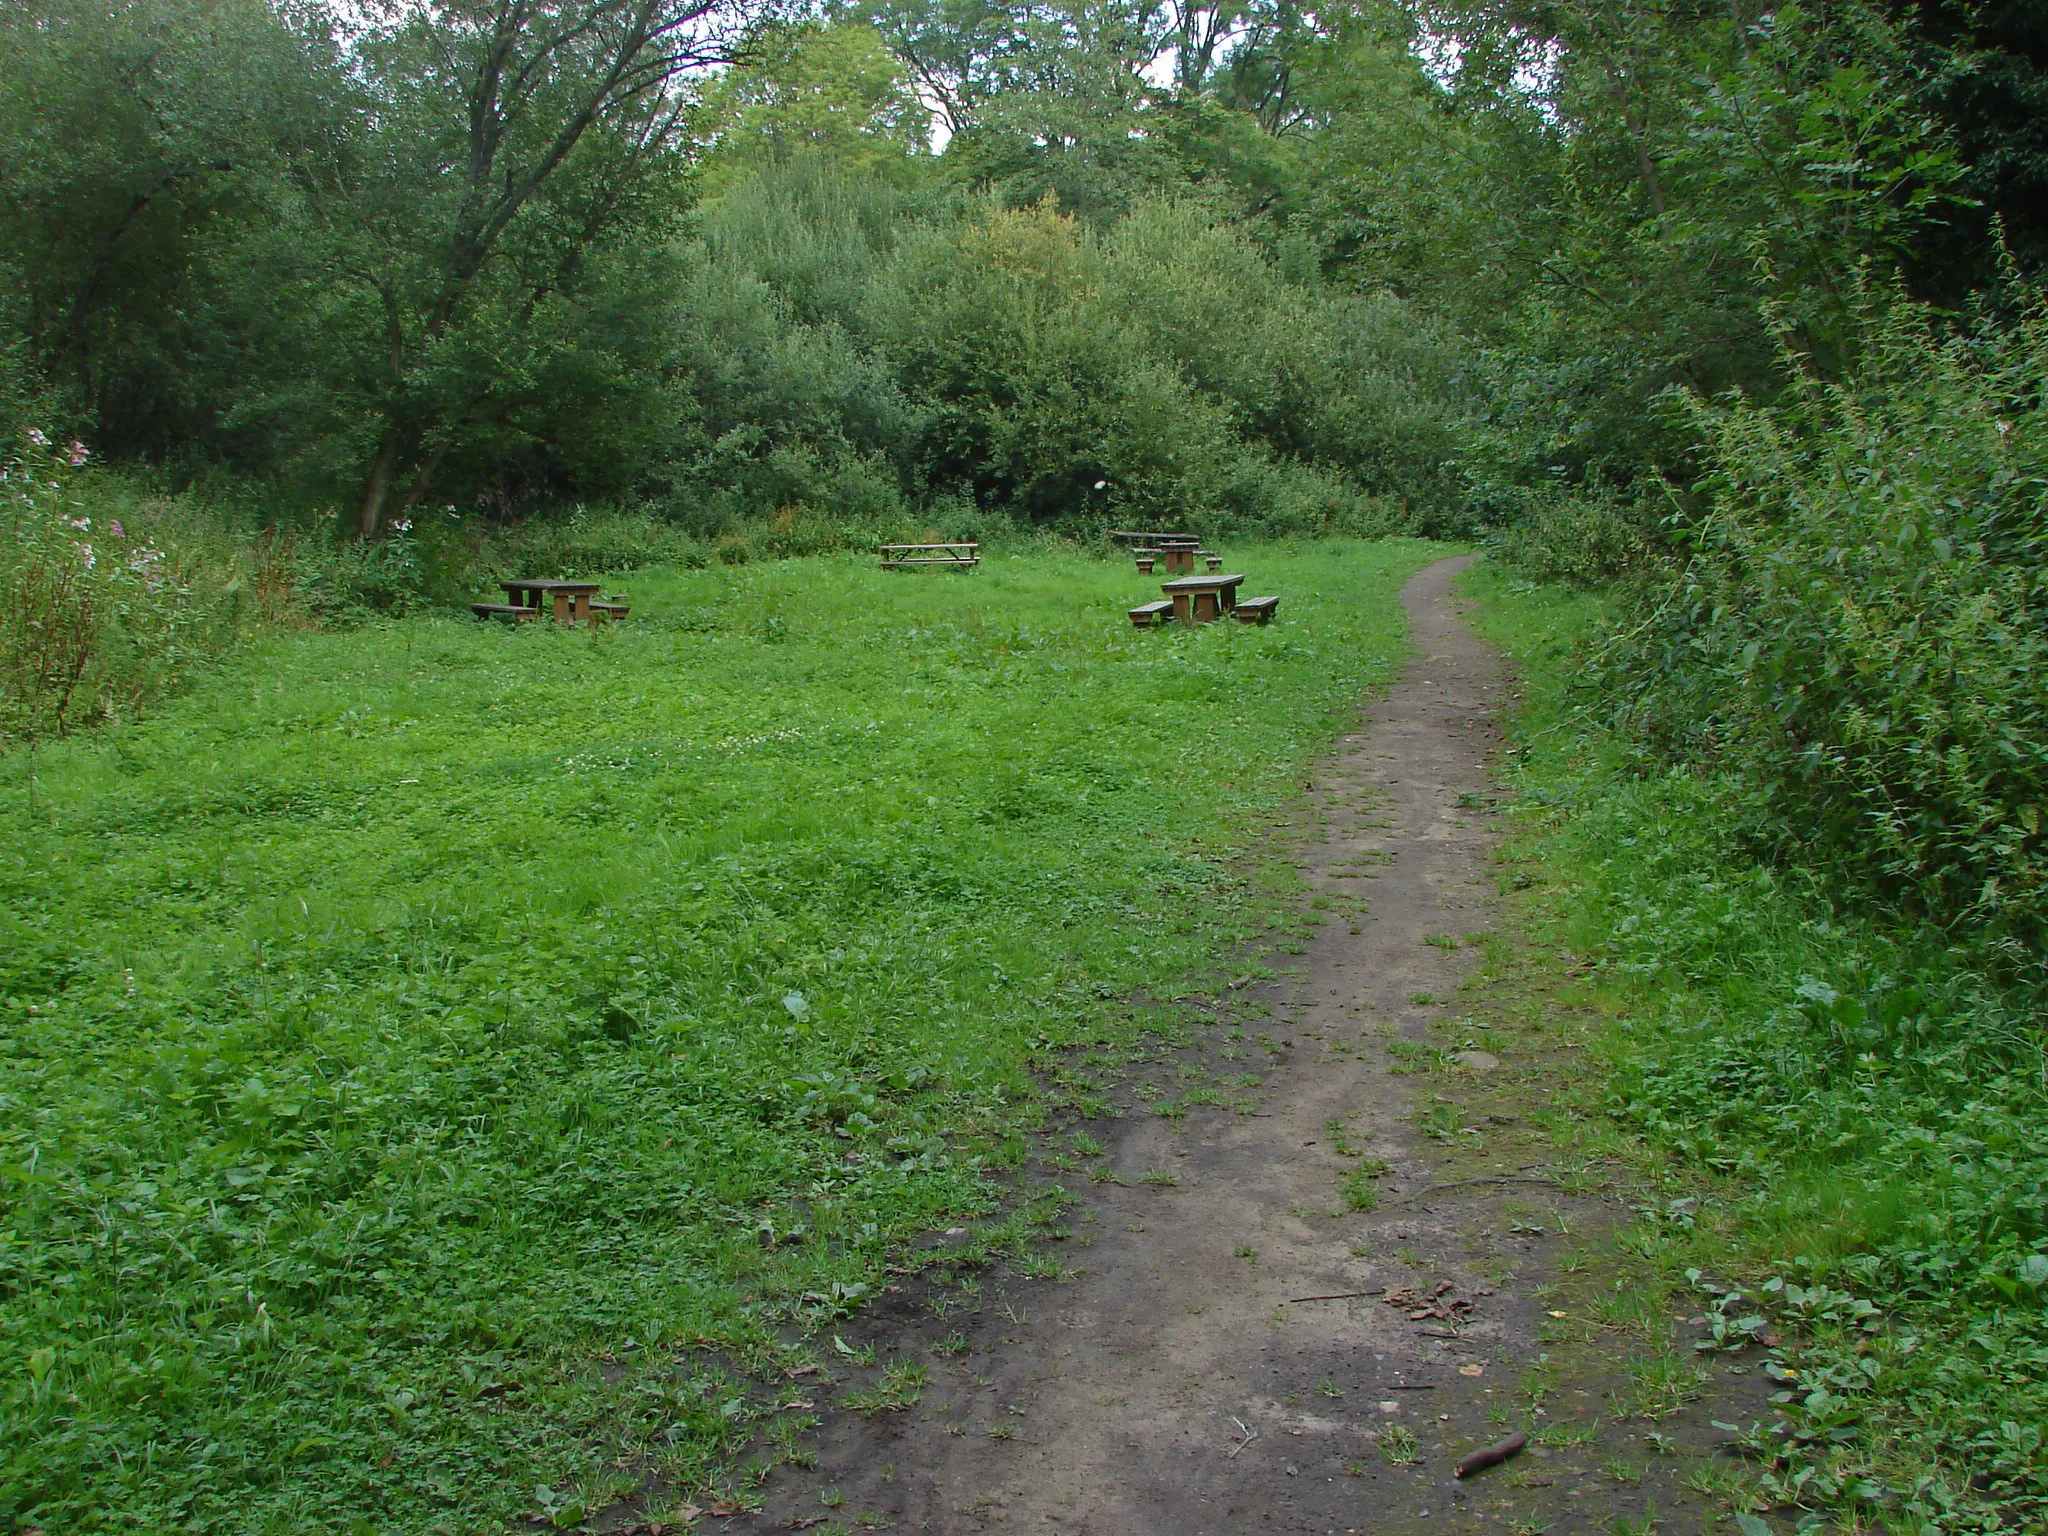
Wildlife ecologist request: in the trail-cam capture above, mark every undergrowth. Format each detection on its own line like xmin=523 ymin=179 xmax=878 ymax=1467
xmin=1465 ymin=558 xmax=2048 ymax=1536
xmin=0 ymin=538 xmax=1441 ymax=1532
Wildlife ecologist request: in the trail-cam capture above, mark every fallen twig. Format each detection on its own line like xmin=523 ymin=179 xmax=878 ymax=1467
xmin=1286 ymin=1290 xmax=1381 ymax=1304
xmin=1226 ymin=1416 xmax=1259 ymax=1458
xmin=1455 ymin=1430 xmax=1528 ymax=1479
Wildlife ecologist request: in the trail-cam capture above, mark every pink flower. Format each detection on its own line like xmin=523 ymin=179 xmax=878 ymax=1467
xmin=68 ymin=441 xmax=90 ymax=466
xmin=67 ymin=516 xmax=91 ymax=531
xmin=77 ymin=543 xmax=95 ymax=569
xmin=26 ymin=428 xmax=48 ymax=447
xmin=108 ymin=519 xmax=125 ymax=538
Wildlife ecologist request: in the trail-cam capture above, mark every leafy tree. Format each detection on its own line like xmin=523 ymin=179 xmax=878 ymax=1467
xmin=0 ymin=0 xmax=324 ymax=456
xmin=694 ymin=22 xmax=933 ymax=193
xmin=284 ymin=0 xmax=763 ymax=537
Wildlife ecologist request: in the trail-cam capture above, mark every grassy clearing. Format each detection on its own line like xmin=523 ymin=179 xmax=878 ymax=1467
xmin=1460 ymin=559 xmax=2048 ymax=1534
xmin=0 ymin=538 xmax=1444 ymax=1533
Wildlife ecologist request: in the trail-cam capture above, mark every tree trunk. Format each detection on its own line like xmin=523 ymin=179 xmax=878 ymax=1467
xmin=358 ymin=424 xmax=403 ymax=539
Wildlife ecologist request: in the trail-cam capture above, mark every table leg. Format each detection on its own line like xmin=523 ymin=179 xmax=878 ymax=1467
xmin=1171 ymin=593 xmax=1194 ymax=625
xmin=552 ymin=591 xmax=572 ymax=625
xmin=1194 ymin=591 xmax=1218 ymax=623
xmin=573 ymin=593 xmax=591 ymax=625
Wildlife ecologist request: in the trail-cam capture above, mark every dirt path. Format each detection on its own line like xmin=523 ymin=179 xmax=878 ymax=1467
xmin=712 ymin=557 xmax=1718 ymax=1535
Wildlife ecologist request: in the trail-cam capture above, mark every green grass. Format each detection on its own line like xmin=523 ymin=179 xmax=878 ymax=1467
xmin=1461 ymin=556 xmax=2048 ymax=1533
xmin=0 ymin=538 xmax=1446 ymax=1533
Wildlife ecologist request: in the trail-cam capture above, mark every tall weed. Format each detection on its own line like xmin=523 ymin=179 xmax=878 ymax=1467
xmin=0 ymin=438 xmax=234 ymax=742
xmin=1467 ymin=559 xmax=2048 ymax=1533
xmin=1590 ymin=294 xmax=2048 ymax=950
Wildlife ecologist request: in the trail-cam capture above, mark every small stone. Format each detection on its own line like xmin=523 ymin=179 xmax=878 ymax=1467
xmin=1452 ymin=1050 xmax=1500 ymax=1070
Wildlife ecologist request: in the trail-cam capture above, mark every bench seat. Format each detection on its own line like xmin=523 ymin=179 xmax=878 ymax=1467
xmin=1128 ymin=599 xmax=1174 ymax=628
xmin=880 ymin=557 xmax=979 ymax=569
xmin=1232 ymin=595 xmax=1279 ymax=624
xmin=591 ymin=601 xmax=631 ymax=619
xmin=471 ymin=602 xmax=540 ymax=622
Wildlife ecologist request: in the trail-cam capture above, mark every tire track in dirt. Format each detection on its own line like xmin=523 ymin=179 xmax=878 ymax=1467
xmin=705 ymin=556 xmax=1706 ymax=1535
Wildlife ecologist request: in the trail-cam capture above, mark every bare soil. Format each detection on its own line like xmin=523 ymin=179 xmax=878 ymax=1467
xmin=707 ymin=556 xmax=1761 ymax=1536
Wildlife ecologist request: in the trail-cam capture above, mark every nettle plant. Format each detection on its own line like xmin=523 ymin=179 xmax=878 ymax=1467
xmin=0 ymin=432 xmax=205 ymax=742
xmin=1598 ymin=294 xmax=2048 ymax=950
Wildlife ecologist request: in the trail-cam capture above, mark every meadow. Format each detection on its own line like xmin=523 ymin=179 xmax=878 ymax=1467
xmin=0 ymin=539 xmax=1444 ymax=1533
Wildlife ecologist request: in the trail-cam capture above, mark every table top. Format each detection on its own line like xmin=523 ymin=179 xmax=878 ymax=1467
xmin=1159 ymin=573 xmax=1244 ymax=592
xmin=1112 ymin=530 xmax=1197 ymax=544
xmin=501 ymin=578 xmax=602 ymax=594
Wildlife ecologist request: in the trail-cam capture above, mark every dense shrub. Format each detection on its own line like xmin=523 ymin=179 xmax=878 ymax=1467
xmin=859 ymin=193 xmax=1476 ymax=534
xmin=0 ymin=440 xmax=242 ymax=741
xmin=1481 ymin=484 xmax=1654 ymax=587
xmin=1591 ymin=295 xmax=2048 ymax=949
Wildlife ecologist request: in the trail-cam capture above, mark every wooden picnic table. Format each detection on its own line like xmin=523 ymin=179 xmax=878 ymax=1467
xmin=1160 ymin=572 xmax=1244 ymax=625
xmin=501 ymin=579 xmax=602 ymax=626
xmin=879 ymin=543 xmax=978 ymax=570
xmin=1111 ymin=532 xmax=1205 ymax=573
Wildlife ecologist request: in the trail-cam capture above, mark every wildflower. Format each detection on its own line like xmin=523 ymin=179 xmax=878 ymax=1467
xmin=78 ymin=542 xmax=95 ymax=569
xmin=392 ymin=517 xmax=414 ymax=533
xmin=108 ymin=519 xmax=125 ymax=538
xmin=67 ymin=516 xmax=91 ymax=531
xmin=26 ymin=427 xmax=48 ymax=447
xmin=68 ymin=440 xmax=90 ymax=466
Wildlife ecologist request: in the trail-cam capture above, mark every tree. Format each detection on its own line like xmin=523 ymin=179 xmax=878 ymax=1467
xmin=0 ymin=0 xmax=324 ymax=456
xmin=305 ymin=0 xmax=765 ymax=537
xmin=693 ymin=22 xmax=932 ymax=192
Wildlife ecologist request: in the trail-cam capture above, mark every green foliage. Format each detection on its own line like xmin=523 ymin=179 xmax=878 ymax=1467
xmin=1592 ymin=292 xmax=2048 ymax=947
xmin=0 ymin=440 xmax=249 ymax=741
xmin=0 ymin=0 xmax=320 ymax=458
xmin=1468 ymin=557 xmax=2048 ymax=1534
xmin=0 ymin=538 xmax=1442 ymax=1532
xmin=1297 ymin=0 xmax=1966 ymax=502
xmin=695 ymin=23 xmax=933 ymax=192
xmin=863 ymin=193 xmax=1475 ymax=532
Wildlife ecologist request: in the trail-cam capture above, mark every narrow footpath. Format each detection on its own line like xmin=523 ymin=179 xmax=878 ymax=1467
xmin=712 ymin=556 xmax=1728 ymax=1536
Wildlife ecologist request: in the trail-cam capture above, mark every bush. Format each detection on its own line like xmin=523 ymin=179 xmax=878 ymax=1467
xmin=0 ymin=437 xmax=238 ymax=742
xmin=1590 ymin=293 xmax=2048 ymax=950
xmin=1483 ymin=484 xmax=1654 ymax=587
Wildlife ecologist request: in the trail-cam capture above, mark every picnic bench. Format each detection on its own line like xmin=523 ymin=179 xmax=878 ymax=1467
xmin=1232 ymin=595 xmax=1280 ymax=625
xmin=473 ymin=579 xmax=625 ymax=627
xmin=1159 ymin=572 xmax=1244 ymax=625
xmin=1127 ymin=598 xmax=1174 ymax=628
xmin=1113 ymin=530 xmax=1203 ymax=575
xmin=879 ymin=543 xmax=979 ymax=570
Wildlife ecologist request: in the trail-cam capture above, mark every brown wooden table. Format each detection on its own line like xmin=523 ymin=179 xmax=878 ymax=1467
xmin=501 ymin=579 xmax=603 ymax=626
xmin=879 ymin=543 xmax=979 ymax=570
xmin=1160 ymin=572 xmax=1243 ymax=624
